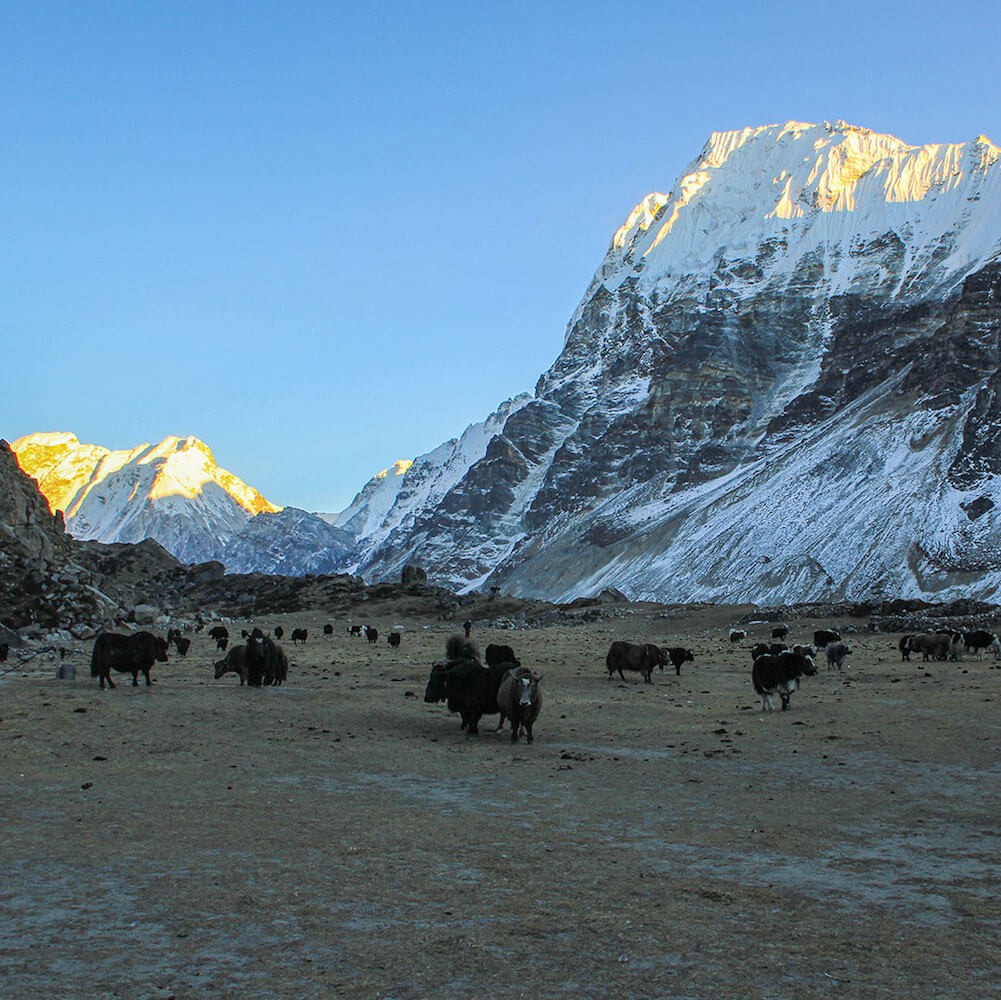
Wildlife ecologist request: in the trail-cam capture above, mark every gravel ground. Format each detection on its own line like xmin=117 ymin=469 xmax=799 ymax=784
xmin=1 ymin=604 xmax=998 ymax=999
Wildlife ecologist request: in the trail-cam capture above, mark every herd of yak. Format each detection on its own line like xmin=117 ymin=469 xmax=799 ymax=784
xmin=84 ymin=617 xmax=1001 ymax=739
xmin=732 ymin=623 xmax=1001 ymax=713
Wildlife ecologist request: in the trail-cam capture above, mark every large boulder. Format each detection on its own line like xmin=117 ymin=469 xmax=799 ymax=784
xmin=133 ymin=603 xmax=159 ymax=625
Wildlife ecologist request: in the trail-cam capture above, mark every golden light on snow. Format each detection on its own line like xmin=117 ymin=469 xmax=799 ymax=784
xmin=149 ymin=477 xmax=203 ymax=501
xmin=609 ymin=121 xmax=1001 ymax=265
xmin=375 ymin=460 xmax=414 ymax=480
xmin=10 ymin=432 xmax=282 ymax=520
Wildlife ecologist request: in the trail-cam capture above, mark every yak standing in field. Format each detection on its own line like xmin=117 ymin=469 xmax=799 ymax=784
xmin=423 ymin=635 xmax=512 ymax=737
xmin=665 ymin=646 xmax=694 ymax=676
xmin=605 ymin=641 xmax=666 ymax=683
xmin=90 ymin=631 xmax=169 ymax=690
xmin=813 ymin=629 xmax=841 ymax=648
xmin=209 ymin=625 xmax=229 ymax=652
xmin=496 ymin=666 xmax=543 ymax=744
xmin=825 ymin=641 xmax=852 ymax=671
xmin=752 ymin=650 xmax=816 ymax=712
xmin=214 ymin=644 xmax=249 ymax=684
xmin=246 ymin=628 xmax=289 ymax=686
xmin=167 ymin=628 xmax=190 ymax=657
xmin=963 ymin=629 xmax=1000 ymax=660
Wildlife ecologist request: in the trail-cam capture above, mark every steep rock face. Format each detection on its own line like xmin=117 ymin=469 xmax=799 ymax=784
xmin=0 ymin=440 xmax=74 ymax=566
xmin=345 ymin=121 xmax=1001 ymax=603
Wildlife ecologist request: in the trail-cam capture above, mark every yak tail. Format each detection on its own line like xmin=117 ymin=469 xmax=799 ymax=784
xmin=90 ymin=647 xmax=101 ymax=677
xmin=445 ymin=635 xmax=480 ymax=664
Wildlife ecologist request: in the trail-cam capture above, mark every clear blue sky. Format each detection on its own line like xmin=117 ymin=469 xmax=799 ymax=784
xmin=4 ymin=0 xmax=1001 ymax=511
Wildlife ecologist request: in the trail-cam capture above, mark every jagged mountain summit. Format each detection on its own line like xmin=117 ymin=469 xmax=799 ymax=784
xmin=13 ymin=432 xmax=279 ymax=564
xmin=11 ymin=432 xmax=352 ymax=575
xmin=12 ymin=432 xmax=356 ymax=574
xmin=338 ymin=120 xmax=1001 ymax=603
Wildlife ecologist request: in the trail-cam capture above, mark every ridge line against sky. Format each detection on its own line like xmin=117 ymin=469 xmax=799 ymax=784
xmin=4 ymin=0 xmax=1001 ymax=512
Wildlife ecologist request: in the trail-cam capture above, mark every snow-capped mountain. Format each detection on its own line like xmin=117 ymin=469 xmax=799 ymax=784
xmin=339 ymin=121 xmax=1001 ymax=603
xmin=16 ymin=121 xmax=1001 ymax=603
xmin=12 ymin=432 xmax=355 ymax=576
xmin=12 ymin=433 xmax=270 ymax=565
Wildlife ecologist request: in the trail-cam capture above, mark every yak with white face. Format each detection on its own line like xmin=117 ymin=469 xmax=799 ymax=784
xmin=752 ymin=650 xmax=816 ymax=712
xmin=497 ymin=667 xmax=543 ymax=744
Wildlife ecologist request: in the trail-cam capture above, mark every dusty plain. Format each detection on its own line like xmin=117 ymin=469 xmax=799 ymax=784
xmin=1 ymin=598 xmax=999 ymax=1000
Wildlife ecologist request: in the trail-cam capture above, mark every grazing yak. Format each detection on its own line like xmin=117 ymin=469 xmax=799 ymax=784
xmin=752 ymin=650 xmax=816 ymax=712
xmin=387 ymin=631 xmax=401 ymax=648
xmin=90 ymin=631 xmax=169 ymax=690
xmin=496 ymin=666 xmax=543 ymax=744
xmin=347 ymin=625 xmax=363 ymax=637
xmin=905 ymin=633 xmax=954 ymax=662
xmin=365 ymin=626 xmax=378 ymax=644
xmin=485 ymin=643 xmax=520 ymax=667
xmin=605 ymin=641 xmax=666 ymax=683
xmin=825 ymin=641 xmax=852 ymax=670
xmin=771 ymin=625 xmax=789 ymax=640
xmin=274 ymin=625 xmax=284 ymax=640
xmin=729 ymin=629 xmax=747 ymax=643
xmin=323 ymin=623 xmax=334 ymax=636
xmin=813 ymin=629 xmax=841 ymax=648
xmin=963 ymin=629 xmax=1000 ymax=660
xmin=291 ymin=628 xmax=308 ymax=645
xmin=899 ymin=635 xmax=913 ymax=661
xmin=665 ymin=646 xmax=694 ymax=675
xmin=209 ymin=625 xmax=229 ymax=651
xmin=214 ymin=644 xmax=249 ymax=684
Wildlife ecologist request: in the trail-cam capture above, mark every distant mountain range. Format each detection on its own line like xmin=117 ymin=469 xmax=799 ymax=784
xmin=14 ymin=121 xmax=1001 ymax=603
xmin=12 ymin=432 xmax=354 ymax=574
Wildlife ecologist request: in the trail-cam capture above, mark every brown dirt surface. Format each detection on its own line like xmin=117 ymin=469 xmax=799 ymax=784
xmin=2 ymin=604 xmax=999 ymax=999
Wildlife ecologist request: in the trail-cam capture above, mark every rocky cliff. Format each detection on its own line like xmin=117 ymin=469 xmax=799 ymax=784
xmin=0 ymin=439 xmax=191 ymax=631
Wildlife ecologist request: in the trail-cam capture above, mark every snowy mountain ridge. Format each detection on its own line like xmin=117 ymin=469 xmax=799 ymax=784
xmin=12 ymin=433 xmax=282 ymax=565
xmin=14 ymin=121 xmax=1001 ymax=603
xmin=337 ymin=120 xmax=1001 ymax=602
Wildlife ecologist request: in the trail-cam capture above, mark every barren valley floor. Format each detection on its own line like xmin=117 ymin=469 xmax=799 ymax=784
xmin=1 ymin=604 xmax=999 ymax=999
